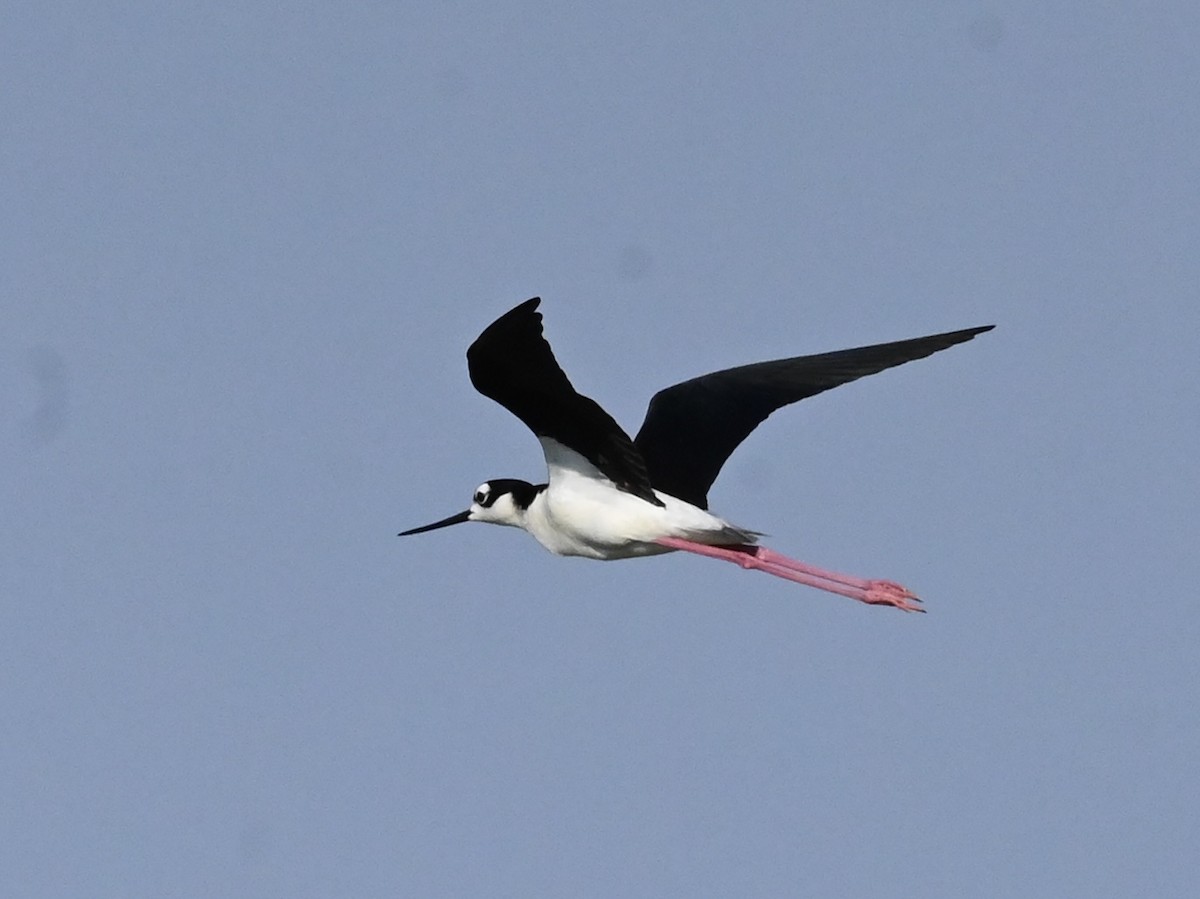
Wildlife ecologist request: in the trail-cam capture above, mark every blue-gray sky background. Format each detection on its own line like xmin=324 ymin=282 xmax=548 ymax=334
xmin=5 ymin=3 xmax=1197 ymax=896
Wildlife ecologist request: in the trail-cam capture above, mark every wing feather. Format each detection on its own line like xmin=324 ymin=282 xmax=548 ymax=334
xmin=467 ymin=298 xmax=662 ymax=506
xmin=634 ymin=325 xmax=994 ymax=508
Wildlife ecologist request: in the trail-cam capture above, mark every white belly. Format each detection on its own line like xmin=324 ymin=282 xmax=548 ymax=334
xmin=527 ymin=440 xmax=757 ymax=560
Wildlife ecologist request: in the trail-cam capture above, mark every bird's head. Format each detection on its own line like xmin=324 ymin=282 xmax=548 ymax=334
xmin=398 ymin=478 xmax=541 ymax=536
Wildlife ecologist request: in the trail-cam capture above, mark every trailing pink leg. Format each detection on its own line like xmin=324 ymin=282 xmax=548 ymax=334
xmin=654 ymin=538 xmax=923 ymax=612
xmin=749 ymin=546 xmax=921 ymax=609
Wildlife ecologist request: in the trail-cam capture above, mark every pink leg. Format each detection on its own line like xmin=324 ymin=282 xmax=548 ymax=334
xmin=654 ymin=538 xmax=923 ymax=613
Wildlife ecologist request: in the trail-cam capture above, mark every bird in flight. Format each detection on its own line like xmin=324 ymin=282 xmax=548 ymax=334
xmin=401 ymin=298 xmax=992 ymax=611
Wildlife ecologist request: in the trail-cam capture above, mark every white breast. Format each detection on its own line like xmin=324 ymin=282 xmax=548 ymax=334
xmin=526 ymin=438 xmax=757 ymax=560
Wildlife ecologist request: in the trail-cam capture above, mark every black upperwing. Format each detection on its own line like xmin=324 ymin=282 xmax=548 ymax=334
xmin=466 ymin=298 xmax=663 ymax=506
xmin=633 ymin=325 xmax=994 ymax=509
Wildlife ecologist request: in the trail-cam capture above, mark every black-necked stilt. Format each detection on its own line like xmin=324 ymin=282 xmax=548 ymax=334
xmin=401 ymin=298 xmax=992 ymax=612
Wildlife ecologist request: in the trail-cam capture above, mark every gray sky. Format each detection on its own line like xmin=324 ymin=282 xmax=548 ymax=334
xmin=5 ymin=3 xmax=1198 ymax=896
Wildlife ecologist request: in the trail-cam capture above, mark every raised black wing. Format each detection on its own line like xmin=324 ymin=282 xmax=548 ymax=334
xmin=467 ymin=298 xmax=662 ymax=506
xmin=634 ymin=325 xmax=994 ymax=508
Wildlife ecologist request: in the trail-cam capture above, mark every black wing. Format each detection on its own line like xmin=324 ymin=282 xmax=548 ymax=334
xmin=466 ymin=298 xmax=662 ymax=506
xmin=634 ymin=325 xmax=994 ymax=509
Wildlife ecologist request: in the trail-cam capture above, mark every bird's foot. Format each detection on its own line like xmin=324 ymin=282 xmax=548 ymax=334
xmin=861 ymin=580 xmax=924 ymax=613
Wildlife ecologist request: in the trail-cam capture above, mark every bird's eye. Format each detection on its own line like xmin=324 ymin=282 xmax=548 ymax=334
xmin=473 ymin=489 xmax=487 ymax=505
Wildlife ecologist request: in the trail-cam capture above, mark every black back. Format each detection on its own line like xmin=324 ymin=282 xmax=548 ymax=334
xmin=467 ymin=298 xmax=663 ymax=506
xmin=634 ymin=325 xmax=994 ymax=509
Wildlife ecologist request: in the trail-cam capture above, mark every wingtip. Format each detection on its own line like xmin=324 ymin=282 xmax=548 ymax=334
xmin=946 ymin=323 xmax=995 ymax=344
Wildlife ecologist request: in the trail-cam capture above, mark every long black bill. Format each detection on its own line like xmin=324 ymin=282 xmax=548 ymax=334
xmin=398 ymin=509 xmax=471 ymax=536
